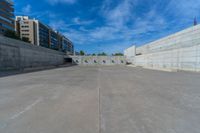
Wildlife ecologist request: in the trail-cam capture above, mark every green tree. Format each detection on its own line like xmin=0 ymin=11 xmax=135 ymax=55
xmin=92 ymin=53 xmax=96 ymax=56
xmin=113 ymin=53 xmax=124 ymax=56
xmin=98 ymin=52 xmax=107 ymax=56
xmin=80 ymin=50 xmax=85 ymax=56
xmin=4 ymin=30 xmax=20 ymax=40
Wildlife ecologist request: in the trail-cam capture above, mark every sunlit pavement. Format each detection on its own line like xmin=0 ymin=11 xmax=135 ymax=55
xmin=0 ymin=66 xmax=200 ymax=133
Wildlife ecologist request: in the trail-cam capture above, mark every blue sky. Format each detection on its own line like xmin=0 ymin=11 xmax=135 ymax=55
xmin=14 ymin=0 xmax=200 ymax=54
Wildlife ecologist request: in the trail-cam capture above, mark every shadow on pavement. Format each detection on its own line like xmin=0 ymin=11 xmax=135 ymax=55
xmin=0 ymin=64 xmax=77 ymax=78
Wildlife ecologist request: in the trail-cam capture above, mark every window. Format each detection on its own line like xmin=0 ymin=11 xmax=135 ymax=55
xmin=21 ymin=30 xmax=29 ymax=32
xmin=0 ymin=16 xmax=13 ymax=24
xmin=21 ymin=25 xmax=29 ymax=28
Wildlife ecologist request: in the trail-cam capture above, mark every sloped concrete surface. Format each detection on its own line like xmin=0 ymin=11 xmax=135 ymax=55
xmin=0 ymin=66 xmax=200 ymax=133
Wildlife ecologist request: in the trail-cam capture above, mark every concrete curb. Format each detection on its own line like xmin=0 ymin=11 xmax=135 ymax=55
xmin=126 ymin=64 xmax=178 ymax=72
xmin=142 ymin=67 xmax=178 ymax=72
xmin=126 ymin=65 xmax=137 ymax=68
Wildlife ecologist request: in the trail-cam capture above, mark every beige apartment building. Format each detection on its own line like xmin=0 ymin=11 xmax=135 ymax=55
xmin=15 ymin=16 xmax=38 ymax=45
xmin=15 ymin=16 xmax=74 ymax=54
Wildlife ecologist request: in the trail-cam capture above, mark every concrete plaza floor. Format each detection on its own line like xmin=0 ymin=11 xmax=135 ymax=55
xmin=0 ymin=66 xmax=200 ymax=133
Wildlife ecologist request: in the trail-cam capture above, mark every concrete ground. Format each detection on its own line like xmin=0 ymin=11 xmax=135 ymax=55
xmin=0 ymin=66 xmax=200 ymax=133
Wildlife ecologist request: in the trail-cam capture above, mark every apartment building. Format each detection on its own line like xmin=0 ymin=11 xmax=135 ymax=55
xmin=50 ymin=29 xmax=59 ymax=50
xmin=37 ymin=21 xmax=51 ymax=48
xmin=0 ymin=0 xmax=15 ymax=34
xmin=15 ymin=16 xmax=74 ymax=54
xmin=62 ymin=36 xmax=74 ymax=55
xmin=15 ymin=16 xmax=38 ymax=45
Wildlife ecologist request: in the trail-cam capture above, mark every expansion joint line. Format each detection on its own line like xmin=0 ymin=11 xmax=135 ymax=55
xmin=99 ymin=87 xmax=101 ymax=133
xmin=98 ymin=67 xmax=102 ymax=133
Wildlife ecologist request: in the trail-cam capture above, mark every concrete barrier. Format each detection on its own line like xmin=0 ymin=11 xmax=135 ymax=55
xmin=125 ymin=25 xmax=200 ymax=72
xmin=134 ymin=44 xmax=200 ymax=72
xmin=136 ymin=25 xmax=200 ymax=55
xmin=71 ymin=56 xmax=126 ymax=66
xmin=0 ymin=36 xmax=65 ymax=71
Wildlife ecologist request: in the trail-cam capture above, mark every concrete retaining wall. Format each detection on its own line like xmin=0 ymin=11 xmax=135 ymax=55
xmin=136 ymin=25 xmax=200 ymax=55
xmin=124 ymin=25 xmax=200 ymax=72
xmin=124 ymin=46 xmax=136 ymax=64
xmin=71 ymin=56 xmax=126 ymax=66
xmin=0 ymin=36 xmax=65 ymax=71
xmin=134 ymin=44 xmax=200 ymax=72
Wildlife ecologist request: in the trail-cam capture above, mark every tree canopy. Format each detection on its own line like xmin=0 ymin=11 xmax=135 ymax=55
xmin=98 ymin=52 xmax=107 ymax=56
xmin=113 ymin=53 xmax=124 ymax=56
xmin=80 ymin=50 xmax=85 ymax=56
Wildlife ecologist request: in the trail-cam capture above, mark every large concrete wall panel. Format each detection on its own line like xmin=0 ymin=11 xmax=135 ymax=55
xmin=125 ymin=25 xmax=200 ymax=72
xmin=0 ymin=44 xmax=20 ymax=70
xmin=134 ymin=44 xmax=200 ymax=72
xmin=71 ymin=56 xmax=126 ymax=66
xmin=136 ymin=25 xmax=200 ymax=55
xmin=0 ymin=36 xmax=64 ymax=71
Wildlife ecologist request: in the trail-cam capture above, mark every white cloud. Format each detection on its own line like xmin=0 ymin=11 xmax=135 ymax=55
xmin=46 ymin=0 xmax=77 ymax=5
xmin=48 ymin=0 xmax=200 ymax=53
xmin=49 ymin=20 xmax=66 ymax=30
xmin=48 ymin=0 xmax=165 ymax=52
xmin=73 ymin=17 xmax=94 ymax=26
xmin=167 ymin=0 xmax=200 ymax=18
xmin=101 ymin=0 xmax=136 ymax=29
xmin=49 ymin=17 xmax=93 ymax=30
xmin=89 ymin=26 xmax=118 ymax=39
xmin=22 ymin=4 xmax=31 ymax=14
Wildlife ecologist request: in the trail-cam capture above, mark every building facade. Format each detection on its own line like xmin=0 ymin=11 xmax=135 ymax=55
xmin=15 ymin=16 xmax=38 ymax=45
xmin=50 ymin=29 xmax=59 ymax=50
xmin=37 ymin=21 xmax=50 ymax=48
xmin=15 ymin=16 xmax=74 ymax=54
xmin=0 ymin=0 xmax=15 ymax=34
xmin=62 ymin=36 xmax=74 ymax=55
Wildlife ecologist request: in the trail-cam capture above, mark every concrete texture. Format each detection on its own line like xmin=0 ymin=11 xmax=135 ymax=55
xmin=125 ymin=25 xmax=200 ymax=72
xmin=0 ymin=66 xmax=200 ymax=133
xmin=136 ymin=24 xmax=200 ymax=55
xmin=124 ymin=45 xmax=136 ymax=57
xmin=135 ymin=44 xmax=200 ymax=72
xmin=71 ymin=56 xmax=126 ymax=66
xmin=124 ymin=45 xmax=136 ymax=63
xmin=0 ymin=36 xmax=64 ymax=71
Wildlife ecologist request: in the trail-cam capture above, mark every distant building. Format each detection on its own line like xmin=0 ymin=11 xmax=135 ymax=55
xmin=15 ymin=16 xmax=74 ymax=54
xmin=36 ymin=20 xmax=51 ymax=47
xmin=62 ymin=36 xmax=74 ymax=55
xmin=0 ymin=0 xmax=15 ymax=34
xmin=15 ymin=16 xmax=38 ymax=45
xmin=49 ymin=29 xmax=59 ymax=50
